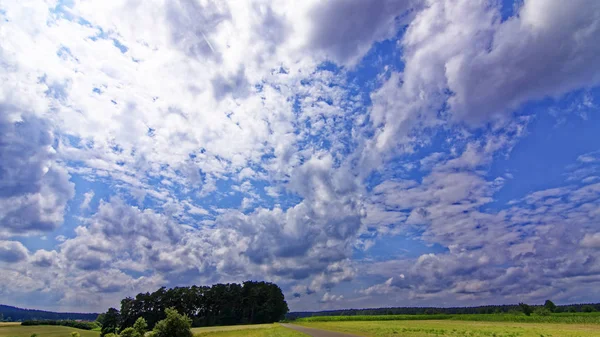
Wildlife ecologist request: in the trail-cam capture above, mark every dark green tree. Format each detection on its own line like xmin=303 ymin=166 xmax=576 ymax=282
xmin=153 ymin=308 xmax=193 ymax=337
xmin=518 ymin=302 xmax=533 ymax=316
xmin=100 ymin=308 xmax=121 ymax=337
xmin=544 ymin=300 xmax=556 ymax=313
xmin=582 ymin=305 xmax=596 ymax=312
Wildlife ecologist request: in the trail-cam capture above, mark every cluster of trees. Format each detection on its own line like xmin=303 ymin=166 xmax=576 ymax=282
xmin=21 ymin=320 xmax=97 ymax=330
xmin=98 ymin=281 xmax=288 ymax=334
xmin=102 ymin=308 xmax=193 ymax=337
xmin=287 ymin=300 xmax=600 ymax=319
xmin=0 ymin=305 xmax=97 ymax=322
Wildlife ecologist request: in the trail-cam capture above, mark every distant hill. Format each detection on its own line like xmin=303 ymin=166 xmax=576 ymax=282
xmin=0 ymin=304 xmax=98 ymax=322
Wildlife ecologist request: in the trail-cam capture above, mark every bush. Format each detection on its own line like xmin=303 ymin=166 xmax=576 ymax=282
xmin=71 ymin=332 xmax=80 ymax=337
xmin=120 ymin=327 xmax=141 ymax=337
xmin=103 ymin=334 xmax=117 ymax=337
xmin=153 ymin=308 xmax=192 ymax=337
xmin=535 ymin=308 xmax=551 ymax=316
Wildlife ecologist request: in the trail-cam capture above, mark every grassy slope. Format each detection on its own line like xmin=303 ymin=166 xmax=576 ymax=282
xmin=0 ymin=325 xmax=100 ymax=337
xmin=193 ymin=324 xmax=308 ymax=337
xmin=295 ymin=320 xmax=600 ymax=337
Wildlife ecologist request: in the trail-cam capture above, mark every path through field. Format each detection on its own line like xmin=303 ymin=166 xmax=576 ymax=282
xmin=281 ymin=324 xmax=361 ymax=337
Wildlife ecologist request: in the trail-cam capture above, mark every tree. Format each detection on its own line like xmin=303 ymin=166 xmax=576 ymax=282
xmin=96 ymin=313 xmax=106 ymax=327
xmin=153 ymin=308 xmax=193 ymax=337
xmin=518 ymin=302 xmax=533 ymax=316
xmin=133 ymin=317 xmax=148 ymax=336
xmin=101 ymin=308 xmax=121 ymax=337
xmin=544 ymin=300 xmax=556 ymax=313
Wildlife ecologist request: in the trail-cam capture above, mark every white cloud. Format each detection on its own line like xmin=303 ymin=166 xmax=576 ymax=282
xmin=80 ymin=190 xmax=95 ymax=210
xmin=0 ymin=240 xmax=29 ymax=263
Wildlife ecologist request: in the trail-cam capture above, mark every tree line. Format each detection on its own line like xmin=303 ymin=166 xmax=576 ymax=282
xmin=21 ymin=320 xmax=97 ymax=330
xmin=98 ymin=281 xmax=289 ymax=335
xmin=0 ymin=304 xmax=98 ymax=322
xmin=286 ymin=301 xmax=600 ymax=319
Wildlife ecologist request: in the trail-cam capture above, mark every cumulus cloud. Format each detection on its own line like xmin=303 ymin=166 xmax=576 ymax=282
xmin=306 ymin=0 xmax=419 ymax=65
xmin=2 ymin=0 xmax=600 ymax=312
xmin=0 ymin=240 xmax=29 ymax=263
xmin=0 ymin=110 xmax=74 ymax=237
xmin=370 ymin=0 xmax=600 ymax=153
xmin=581 ymin=233 xmax=600 ymax=249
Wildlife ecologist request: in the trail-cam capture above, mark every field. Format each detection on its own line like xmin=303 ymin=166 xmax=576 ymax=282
xmin=193 ymin=324 xmax=307 ymax=336
xmin=0 ymin=325 xmax=100 ymax=337
xmin=295 ymin=320 xmax=600 ymax=337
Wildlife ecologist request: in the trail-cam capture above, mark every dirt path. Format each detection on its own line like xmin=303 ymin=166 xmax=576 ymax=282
xmin=280 ymin=324 xmax=363 ymax=337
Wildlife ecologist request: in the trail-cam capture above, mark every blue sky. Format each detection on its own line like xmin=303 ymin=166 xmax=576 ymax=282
xmin=1 ymin=0 xmax=600 ymax=313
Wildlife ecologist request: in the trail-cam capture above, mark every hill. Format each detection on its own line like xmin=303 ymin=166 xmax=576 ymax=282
xmin=0 ymin=304 xmax=98 ymax=322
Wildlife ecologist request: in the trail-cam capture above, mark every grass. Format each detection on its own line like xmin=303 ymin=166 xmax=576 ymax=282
xmin=295 ymin=312 xmax=600 ymax=324
xmin=0 ymin=324 xmax=100 ymax=337
xmin=193 ymin=324 xmax=307 ymax=337
xmin=295 ymin=320 xmax=600 ymax=337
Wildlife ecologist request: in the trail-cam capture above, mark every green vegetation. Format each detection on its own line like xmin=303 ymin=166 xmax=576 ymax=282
xmin=21 ymin=320 xmax=98 ymax=330
xmin=0 ymin=324 xmax=99 ymax=337
xmin=295 ymin=312 xmax=600 ymax=324
xmin=106 ymin=281 xmax=287 ymax=330
xmin=0 ymin=305 xmax=98 ymax=322
xmin=287 ymin=300 xmax=600 ymax=319
xmin=518 ymin=303 xmax=533 ymax=316
xmin=152 ymin=308 xmax=193 ymax=337
xmin=194 ymin=324 xmax=307 ymax=337
xmin=295 ymin=320 xmax=600 ymax=337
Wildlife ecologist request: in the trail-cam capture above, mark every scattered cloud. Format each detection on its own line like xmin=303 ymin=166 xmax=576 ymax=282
xmin=1 ymin=0 xmax=600 ymax=312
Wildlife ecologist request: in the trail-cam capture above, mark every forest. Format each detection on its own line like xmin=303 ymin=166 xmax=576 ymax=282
xmin=99 ymin=281 xmax=288 ymax=334
xmin=0 ymin=304 xmax=98 ymax=322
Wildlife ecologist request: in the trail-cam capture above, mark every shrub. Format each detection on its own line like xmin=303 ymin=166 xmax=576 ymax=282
xmin=103 ymin=334 xmax=117 ymax=337
xmin=120 ymin=327 xmax=141 ymax=337
xmin=30 ymin=334 xmax=37 ymax=337
xmin=534 ymin=308 xmax=551 ymax=316
xmin=71 ymin=332 xmax=80 ymax=337
xmin=153 ymin=308 xmax=192 ymax=337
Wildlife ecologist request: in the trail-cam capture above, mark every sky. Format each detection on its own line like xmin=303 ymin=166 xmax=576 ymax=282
xmin=1 ymin=0 xmax=600 ymax=313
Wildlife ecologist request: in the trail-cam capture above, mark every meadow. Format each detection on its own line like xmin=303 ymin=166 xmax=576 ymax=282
xmin=294 ymin=320 xmax=600 ymax=337
xmin=0 ymin=324 xmax=99 ymax=337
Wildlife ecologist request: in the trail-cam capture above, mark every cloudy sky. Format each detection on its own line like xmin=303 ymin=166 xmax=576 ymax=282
xmin=1 ymin=0 xmax=600 ymax=313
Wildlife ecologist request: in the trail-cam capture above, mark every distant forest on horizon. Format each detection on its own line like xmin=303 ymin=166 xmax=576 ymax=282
xmin=2 ymin=296 xmax=600 ymax=323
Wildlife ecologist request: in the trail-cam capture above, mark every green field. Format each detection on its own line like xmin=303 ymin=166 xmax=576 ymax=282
xmin=295 ymin=320 xmax=600 ymax=337
xmin=193 ymin=324 xmax=307 ymax=336
xmin=0 ymin=325 xmax=100 ymax=337
xmin=295 ymin=312 xmax=600 ymax=324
